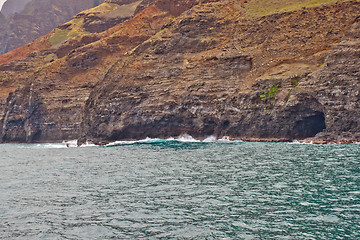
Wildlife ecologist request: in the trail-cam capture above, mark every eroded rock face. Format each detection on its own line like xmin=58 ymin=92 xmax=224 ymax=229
xmin=302 ymin=16 xmax=360 ymax=141
xmin=79 ymin=1 xmax=360 ymax=144
xmin=0 ymin=0 xmax=203 ymax=143
xmin=0 ymin=0 xmax=360 ymax=144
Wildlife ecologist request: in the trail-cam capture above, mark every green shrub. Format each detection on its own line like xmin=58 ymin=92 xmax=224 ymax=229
xmin=260 ymin=84 xmax=279 ymax=103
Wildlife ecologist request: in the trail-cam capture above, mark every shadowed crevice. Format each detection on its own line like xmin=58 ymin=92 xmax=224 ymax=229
xmin=293 ymin=112 xmax=326 ymax=138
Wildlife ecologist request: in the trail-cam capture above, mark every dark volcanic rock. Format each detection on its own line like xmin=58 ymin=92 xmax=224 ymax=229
xmin=0 ymin=0 xmax=196 ymax=143
xmin=1 ymin=84 xmax=45 ymax=142
xmin=302 ymin=16 xmax=360 ymax=141
xmin=1 ymin=0 xmax=360 ymax=144
xmin=79 ymin=1 xmax=360 ymax=144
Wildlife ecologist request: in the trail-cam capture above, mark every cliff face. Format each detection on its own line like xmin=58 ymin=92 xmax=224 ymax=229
xmin=0 ymin=0 xmax=106 ymax=54
xmin=0 ymin=0 xmax=359 ymax=144
xmin=0 ymin=0 xmax=188 ymax=142
xmin=301 ymin=17 xmax=360 ymax=141
xmin=79 ymin=0 xmax=360 ymax=144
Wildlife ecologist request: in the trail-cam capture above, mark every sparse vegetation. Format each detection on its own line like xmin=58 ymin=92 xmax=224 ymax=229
xmin=49 ymin=18 xmax=90 ymax=46
xmin=200 ymin=36 xmax=217 ymax=44
xmin=81 ymin=1 xmax=141 ymax=18
xmin=286 ymin=76 xmax=303 ymax=101
xmin=245 ymin=0 xmax=354 ymax=17
xmin=49 ymin=1 xmax=142 ymax=46
xmin=260 ymin=84 xmax=279 ymax=103
xmin=291 ymin=76 xmax=300 ymax=87
xmin=49 ymin=29 xmax=71 ymax=46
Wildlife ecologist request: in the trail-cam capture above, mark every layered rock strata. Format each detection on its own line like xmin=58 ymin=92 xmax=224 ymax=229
xmin=1 ymin=0 xmax=210 ymax=142
xmin=79 ymin=1 xmax=360 ymax=144
xmin=0 ymin=0 xmax=359 ymax=144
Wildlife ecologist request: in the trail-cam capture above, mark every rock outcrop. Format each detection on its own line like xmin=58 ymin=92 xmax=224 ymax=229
xmin=0 ymin=0 xmax=359 ymax=144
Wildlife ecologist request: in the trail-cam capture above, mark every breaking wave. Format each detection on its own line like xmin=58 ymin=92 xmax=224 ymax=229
xmin=106 ymin=134 xmax=202 ymax=147
xmin=11 ymin=135 xmax=244 ymax=149
xmin=105 ymin=134 xmax=243 ymax=147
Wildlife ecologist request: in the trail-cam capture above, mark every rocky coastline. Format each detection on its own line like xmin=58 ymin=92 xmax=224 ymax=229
xmin=0 ymin=0 xmax=359 ymax=145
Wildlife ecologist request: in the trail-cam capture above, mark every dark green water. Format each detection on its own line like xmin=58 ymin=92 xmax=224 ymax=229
xmin=0 ymin=141 xmax=359 ymax=239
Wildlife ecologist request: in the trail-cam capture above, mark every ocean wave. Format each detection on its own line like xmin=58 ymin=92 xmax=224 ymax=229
xmin=37 ymin=140 xmax=80 ymax=148
xmin=289 ymin=140 xmax=314 ymax=145
xmin=105 ymin=134 xmax=202 ymax=147
xmin=13 ymin=135 xmax=243 ymax=149
xmin=105 ymin=134 xmax=243 ymax=147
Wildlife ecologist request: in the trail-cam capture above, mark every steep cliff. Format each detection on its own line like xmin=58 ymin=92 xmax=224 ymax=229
xmin=79 ymin=0 xmax=360 ymax=144
xmin=300 ymin=16 xmax=360 ymax=142
xmin=0 ymin=0 xmax=106 ymax=54
xmin=0 ymin=0 xmax=359 ymax=144
xmin=0 ymin=0 xmax=183 ymax=142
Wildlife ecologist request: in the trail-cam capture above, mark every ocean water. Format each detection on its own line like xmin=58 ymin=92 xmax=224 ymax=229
xmin=0 ymin=139 xmax=359 ymax=239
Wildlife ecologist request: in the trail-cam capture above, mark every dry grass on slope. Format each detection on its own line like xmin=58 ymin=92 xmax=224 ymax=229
xmin=49 ymin=1 xmax=142 ymax=46
xmin=245 ymin=0 xmax=359 ymax=17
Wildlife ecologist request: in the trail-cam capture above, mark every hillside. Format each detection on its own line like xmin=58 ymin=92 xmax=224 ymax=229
xmin=0 ymin=0 xmax=106 ymax=54
xmin=0 ymin=0 xmax=359 ymax=144
xmin=1 ymin=0 xmax=32 ymax=17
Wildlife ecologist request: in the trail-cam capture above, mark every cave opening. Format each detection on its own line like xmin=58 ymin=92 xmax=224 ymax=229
xmin=293 ymin=112 xmax=326 ymax=139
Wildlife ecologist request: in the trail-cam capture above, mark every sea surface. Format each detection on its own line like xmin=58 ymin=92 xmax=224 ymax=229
xmin=0 ymin=139 xmax=359 ymax=239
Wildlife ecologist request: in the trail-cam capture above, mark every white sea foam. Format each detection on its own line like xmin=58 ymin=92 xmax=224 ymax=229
xmin=175 ymin=134 xmax=200 ymax=142
xmin=106 ymin=140 xmax=137 ymax=146
xmin=139 ymin=137 xmax=163 ymax=143
xmin=203 ymin=135 xmax=217 ymax=142
xmin=36 ymin=140 xmax=80 ymax=148
xmin=105 ymin=134 xmax=206 ymax=146
xmin=104 ymin=134 xmax=246 ymax=146
xmin=105 ymin=137 xmax=169 ymax=146
xmin=290 ymin=140 xmax=313 ymax=144
xmin=19 ymin=135 xmax=242 ymax=148
xmin=29 ymin=140 xmax=96 ymax=149
xmin=39 ymin=143 xmax=68 ymax=149
xmin=63 ymin=140 xmax=78 ymax=147
xmin=79 ymin=141 xmax=97 ymax=147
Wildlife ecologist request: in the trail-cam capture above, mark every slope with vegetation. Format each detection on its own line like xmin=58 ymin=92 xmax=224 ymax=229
xmin=0 ymin=0 xmax=106 ymax=54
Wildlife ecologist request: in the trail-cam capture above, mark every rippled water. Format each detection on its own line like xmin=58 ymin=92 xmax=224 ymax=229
xmin=0 ymin=142 xmax=359 ymax=239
